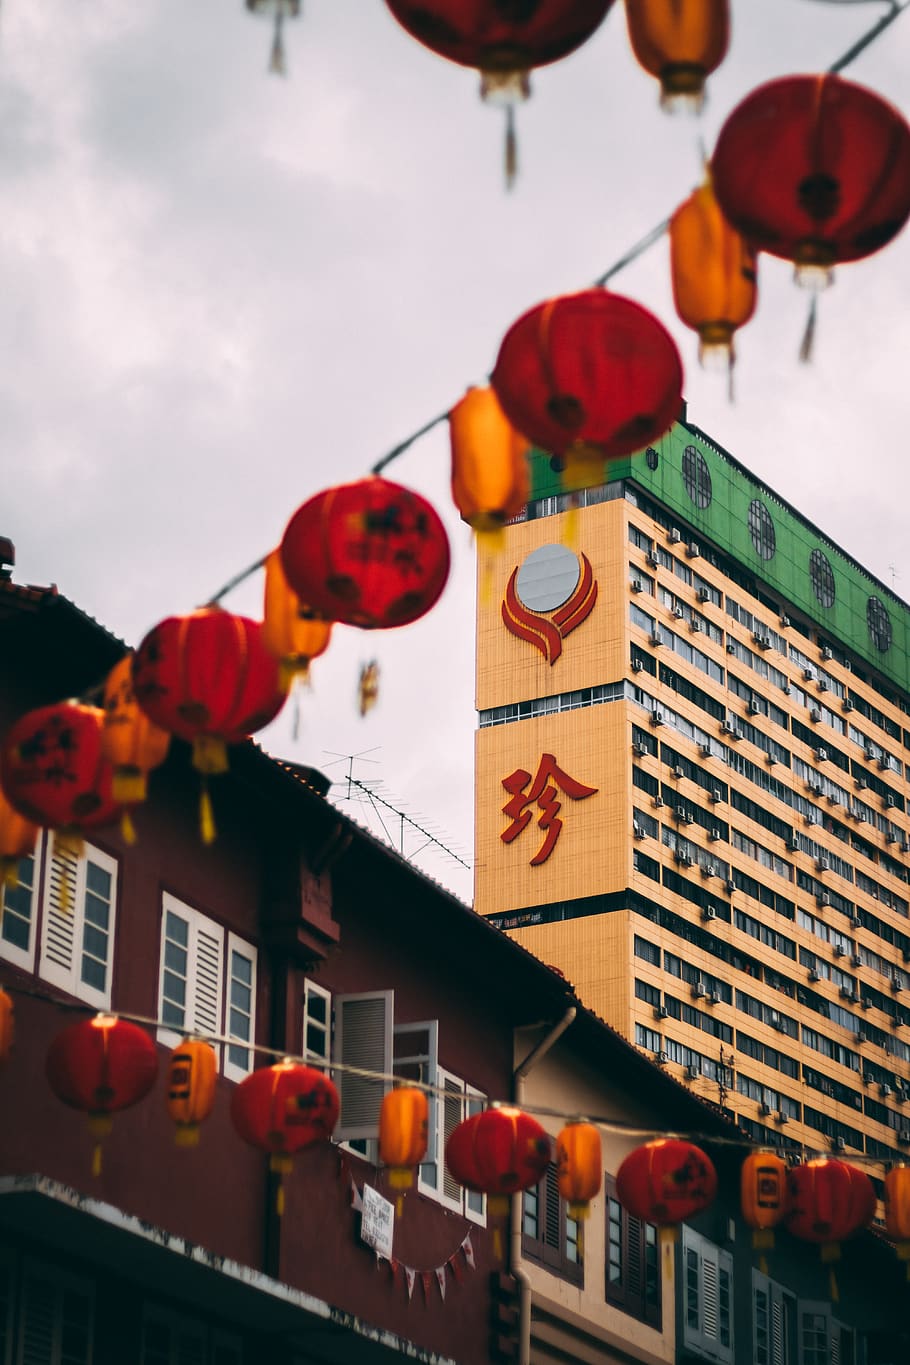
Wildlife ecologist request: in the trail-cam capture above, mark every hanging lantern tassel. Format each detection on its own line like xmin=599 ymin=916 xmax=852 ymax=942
xmin=120 ymin=808 xmax=137 ymax=846
xmin=799 ymin=292 xmax=818 ymax=365
xmin=269 ymin=9 xmax=286 ymax=76
xmin=1 ymin=858 xmax=19 ymax=891
xmin=821 ymin=1241 xmax=840 ymax=1302
xmin=359 ymin=661 xmax=380 ymax=718
xmin=504 ymin=105 xmax=517 ymax=190
xmin=489 ymin=1194 xmax=509 ymax=1263
xmin=199 ymin=778 xmax=216 ymax=846
xmin=660 ymin=1224 xmax=678 ymax=1281
xmin=271 ymin=1153 xmax=292 ymax=1216
xmin=88 ymin=1113 xmax=113 ymax=1178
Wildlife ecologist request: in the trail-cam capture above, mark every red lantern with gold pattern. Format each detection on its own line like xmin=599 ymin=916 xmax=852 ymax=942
xmin=616 ymin=1138 xmax=717 ymax=1225
xmin=0 ymin=764 xmax=39 ymax=889
xmin=741 ymin=1150 xmax=789 ymax=1264
xmin=0 ymin=987 xmax=13 ymax=1065
xmin=625 ymin=0 xmax=729 ymax=113
xmin=556 ymin=1120 xmax=602 ymax=1220
xmin=280 ymin=478 xmax=451 ymax=630
xmin=712 ymin=74 xmax=910 ymax=290
xmin=447 ymin=1105 xmax=551 ymax=1259
xmin=786 ymin=1158 xmax=876 ymax=1250
xmin=491 ymin=289 xmax=684 ymax=489
xmin=166 ymin=1038 xmax=218 ymax=1148
xmin=45 ymin=1015 xmax=159 ymax=1175
xmin=450 ymin=386 xmax=530 ymax=538
xmin=884 ymin=1165 xmax=910 ymax=1280
xmin=231 ymin=1061 xmax=340 ymax=1214
xmin=1 ymin=703 xmax=119 ymax=838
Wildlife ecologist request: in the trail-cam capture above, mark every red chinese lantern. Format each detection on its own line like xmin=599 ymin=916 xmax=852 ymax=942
xmin=383 ymin=1 xmax=614 ymax=185
xmin=132 ymin=607 xmax=286 ymax=843
xmin=670 ymin=176 xmax=757 ymax=384
xmin=712 ymin=74 xmax=910 ymax=291
xmin=616 ymin=1138 xmax=717 ymax=1226
xmin=280 ymin=478 xmax=451 ymax=631
xmin=491 ymin=289 xmax=684 ymax=490
xmin=0 ymin=766 xmax=39 ymax=889
xmin=741 ymin=1150 xmax=789 ymax=1268
xmin=0 ymin=704 xmax=120 ymax=852
xmin=556 ymin=1120 xmax=602 ymax=1220
xmin=45 ymin=1015 xmax=159 ymax=1175
xmin=166 ymin=1039 xmax=217 ymax=1147
xmin=379 ymin=1085 xmax=429 ymax=1214
xmin=624 ymin=0 xmax=729 ymax=113
xmin=102 ymin=654 xmax=171 ymax=843
xmin=0 ymin=987 xmax=13 ymax=1065
xmin=231 ymin=1061 xmax=340 ymax=1214
xmin=262 ymin=549 xmax=333 ymax=693
xmin=446 ymin=1105 xmax=551 ymax=1257
xmin=786 ymin=1158 xmax=876 ymax=1295
xmin=246 ymin=0 xmax=299 ymax=76
xmin=884 ymin=1165 xmax=910 ymax=1280
xmin=449 ymin=386 xmax=530 ymax=541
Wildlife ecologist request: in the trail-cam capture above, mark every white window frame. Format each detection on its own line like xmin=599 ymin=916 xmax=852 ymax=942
xmin=301 ymin=978 xmax=332 ymax=1068
xmin=682 ymin=1226 xmax=734 ymax=1364
xmin=38 ymin=837 xmax=117 ymax=1011
xmin=0 ymin=835 xmax=43 ymax=974
xmin=224 ymin=932 xmax=258 ymax=1084
xmin=423 ymin=1066 xmax=486 ymax=1224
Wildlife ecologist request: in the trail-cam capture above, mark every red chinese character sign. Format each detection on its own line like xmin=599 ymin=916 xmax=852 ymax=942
xmin=502 ymin=544 xmax=598 ymax=664
xmin=501 ymin=753 xmax=597 ymax=865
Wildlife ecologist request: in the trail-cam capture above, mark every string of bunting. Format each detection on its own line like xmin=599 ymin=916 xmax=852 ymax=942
xmin=349 ymin=1175 xmax=476 ymax=1302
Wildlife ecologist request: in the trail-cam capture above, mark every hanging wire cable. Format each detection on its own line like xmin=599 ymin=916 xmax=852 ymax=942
xmin=827 ymin=0 xmax=910 ymax=73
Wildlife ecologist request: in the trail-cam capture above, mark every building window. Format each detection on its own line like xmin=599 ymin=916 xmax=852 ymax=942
xmin=683 ymin=446 xmax=712 ymax=509
xmin=157 ymin=895 xmax=257 ymax=1080
xmin=0 ymin=840 xmax=41 ymax=973
xmin=748 ymin=500 xmax=776 ymax=561
xmin=605 ymin=1176 xmax=660 ymax=1326
xmin=15 ymin=1258 xmax=94 ymax=1365
xmin=645 ymin=447 xmax=659 ymax=470
xmin=809 ymin=549 xmax=836 ymax=608
xmin=682 ymin=1226 xmax=733 ymax=1363
xmin=866 ymin=596 xmax=892 ymax=653
xmin=302 ymin=978 xmax=331 ymax=1066
xmin=522 ymin=1162 xmax=582 ymax=1286
xmin=141 ymin=1305 xmax=242 ymax=1364
xmin=38 ymin=838 xmax=117 ymax=1010
xmin=752 ymin=1270 xmax=797 ymax=1365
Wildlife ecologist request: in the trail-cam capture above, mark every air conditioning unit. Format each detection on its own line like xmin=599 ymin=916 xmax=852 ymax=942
xmin=702 ymin=863 xmax=717 ymax=879
xmin=690 ymin=620 xmax=703 ymax=634
xmin=710 ymin=787 xmax=722 ymax=803
xmin=631 ymin=579 xmax=643 ymax=593
xmin=649 ymin=631 xmax=663 ymax=647
xmin=769 ymin=1012 xmax=782 ymax=1030
xmin=668 ymin=528 xmax=682 ymax=544
xmin=803 ymin=667 xmax=815 ymax=681
xmin=856 ymin=811 xmax=867 ymax=824
xmin=724 ymin=878 xmax=735 ymax=893
xmin=725 ymin=641 xmax=736 ymax=654
xmin=702 ymin=905 xmax=717 ymax=922
xmin=815 ymin=748 xmax=828 ymax=764
xmin=900 ymin=1131 xmax=910 ymax=1146
xmin=780 ymin=615 xmax=790 ymax=628
xmin=864 ymin=746 xmax=876 ymax=762
xmin=673 ymin=764 xmax=685 ymax=779
xmin=901 ymin=841 xmax=910 ymax=855
xmin=752 ymin=630 xmax=764 ymax=647
xmin=759 ymin=1101 xmax=773 ymax=1117
xmin=808 ymin=781 xmax=824 ymax=796
xmin=749 ymin=700 xmax=761 ymax=715
xmin=808 ymin=969 xmax=821 ymax=983
xmin=721 ymin=720 xmax=737 ymax=736
xmin=709 ymin=827 xmax=722 ymax=842
xmin=810 ymin=709 xmax=823 ymax=724
xmin=881 ymin=1083 xmax=892 ymax=1098
xmin=693 ymin=981 xmax=708 ymax=999
xmin=653 ymin=796 xmax=664 ymax=808
xmin=817 ymin=892 xmax=831 ymax=908
xmin=699 ymin=742 xmax=712 ymax=757
xmin=892 ymin=975 xmax=903 ymax=994
xmin=833 ymin=1137 xmax=846 ymax=1153
xmin=843 ymin=699 xmax=854 ymax=713
xmin=863 ymin=1071 xmax=874 ymax=1086
xmin=786 ymin=835 xmax=799 ymax=850
xmin=632 ymin=740 xmax=647 ymax=757
xmin=821 ymin=646 xmax=833 ymax=661
xmin=879 ymin=756 xmax=891 ymax=771
xmin=646 ymin=551 xmax=659 ymax=568
xmin=673 ymin=607 xmax=685 ymax=620
xmin=675 ymin=804 xmax=687 ymax=821
xmin=818 ymin=680 xmax=829 ymax=693
xmin=686 ymin=543 xmax=700 ymax=559
xmin=860 ymin=996 xmax=871 ymax=1011
xmin=709 ymin=991 xmax=720 ymax=1006
xmin=840 ymin=986 xmax=855 ymax=1001
xmin=632 ymin=658 xmax=645 ymax=673
xmin=817 ymin=857 xmax=830 ymax=872
xmin=654 ymin=1005 xmax=669 ymax=1020
xmin=777 ymin=1110 xmax=789 ymax=1125
xmin=851 ymin=953 xmax=862 ymax=967
xmin=697 ymin=587 xmax=711 ymax=603
xmin=887 ymin=831 xmax=898 ymax=844
xmin=650 ymin=709 xmax=663 ymax=727
xmin=633 ymin=822 xmax=646 ymax=840
xmin=833 ymin=943 xmax=845 ymax=956
xmin=686 ymin=1062 xmax=701 ymax=1079
xmin=656 ymin=1050 xmax=669 ymax=1065
xmin=676 ymin=851 xmax=693 ymax=868
xmin=886 ymin=795 xmax=896 ymax=808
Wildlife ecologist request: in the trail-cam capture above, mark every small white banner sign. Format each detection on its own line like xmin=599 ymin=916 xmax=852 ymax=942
xmin=360 ymin=1183 xmax=395 ymax=1259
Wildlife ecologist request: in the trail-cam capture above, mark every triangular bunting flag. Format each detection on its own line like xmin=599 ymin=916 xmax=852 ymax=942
xmin=463 ymin=1233 xmax=475 ymax=1269
xmin=405 ymin=1267 xmax=416 ymax=1300
xmin=351 ymin=1179 xmax=363 ymax=1212
xmin=435 ymin=1266 xmax=447 ymax=1301
xmin=421 ymin=1271 xmax=433 ymax=1303
xmin=449 ymin=1254 xmax=463 ymax=1283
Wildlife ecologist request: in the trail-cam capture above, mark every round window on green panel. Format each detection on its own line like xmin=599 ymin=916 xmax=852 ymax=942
xmin=682 ymin=446 xmax=711 ymax=509
xmin=748 ymin=500 xmax=776 ymax=561
xmin=866 ymin=596 xmax=892 ymax=652
xmin=809 ymin=548 xmax=836 ymax=608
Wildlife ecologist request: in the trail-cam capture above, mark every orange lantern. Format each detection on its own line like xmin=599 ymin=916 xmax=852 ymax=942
xmin=102 ymin=654 xmax=171 ymax=841
xmin=0 ymin=765 xmax=39 ymax=889
xmin=449 ymin=386 xmax=530 ymax=540
xmin=670 ymin=176 xmax=757 ymax=382
xmin=166 ymin=1039 xmax=217 ymax=1147
xmin=231 ymin=1061 xmax=340 ymax=1214
xmin=556 ymin=1120 xmax=602 ymax=1220
xmin=446 ymin=1105 xmax=551 ymax=1258
xmin=616 ymin=1138 xmax=717 ymax=1226
xmin=884 ymin=1165 xmax=910 ymax=1279
xmin=624 ymin=0 xmax=729 ymax=113
xmin=45 ymin=1015 xmax=159 ymax=1175
xmin=1 ymin=703 xmax=119 ymax=854
xmin=379 ymin=1085 xmax=429 ymax=1213
xmin=0 ymin=987 xmax=13 ymax=1064
xmin=132 ymin=607 xmax=286 ymax=843
xmin=741 ymin=1150 xmax=789 ymax=1265
xmin=262 ymin=550 xmax=333 ymax=692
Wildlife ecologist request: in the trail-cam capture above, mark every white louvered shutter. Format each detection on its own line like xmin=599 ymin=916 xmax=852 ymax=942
xmin=39 ymin=841 xmax=116 ymax=1009
xmin=333 ymin=991 xmax=393 ymax=1141
xmin=157 ymin=898 xmax=225 ymax=1058
xmin=439 ymin=1071 xmax=466 ymax=1208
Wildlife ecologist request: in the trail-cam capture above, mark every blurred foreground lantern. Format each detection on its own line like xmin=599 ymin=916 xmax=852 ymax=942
xmin=446 ymin=1106 xmax=551 ymax=1257
xmin=0 ymin=765 xmax=39 ymax=889
xmin=383 ymin=0 xmax=614 ymax=185
xmin=741 ymin=1150 xmax=789 ymax=1269
xmin=624 ymin=0 xmax=729 ymax=113
xmin=556 ymin=1120 xmax=602 ymax=1220
xmin=0 ymin=704 xmax=119 ymax=857
xmin=712 ymin=74 xmax=910 ymax=292
xmin=166 ymin=1039 xmax=217 ymax=1147
xmin=280 ymin=478 xmax=450 ymax=631
xmin=786 ymin=1158 xmax=875 ymax=1298
xmin=617 ymin=1138 xmax=717 ymax=1233
xmin=46 ymin=1015 xmax=158 ymax=1176
xmin=231 ymin=1061 xmax=340 ymax=1214
xmin=884 ymin=1165 xmax=910 ymax=1280
xmin=133 ymin=607 xmax=286 ymax=843
xmin=102 ymin=654 xmax=171 ymax=842
xmin=380 ymin=1085 xmax=429 ymax=1214
xmin=246 ymin=0 xmax=299 ymax=75
xmin=491 ymin=289 xmax=683 ymax=490
xmin=262 ymin=550 xmax=333 ymax=693
xmin=0 ymin=987 xmax=13 ymax=1064
xmin=449 ymin=386 xmax=530 ymax=542
xmin=670 ymin=176 xmax=757 ymax=385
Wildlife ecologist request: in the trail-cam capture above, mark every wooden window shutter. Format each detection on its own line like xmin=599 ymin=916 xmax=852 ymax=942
xmin=440 ymin=1072 xmax=466 ymax=1207
xmin=18 ymin=1263 xmax=93 ymax=1365
xmin=333 ymin=991 xmax=393 ymax=1142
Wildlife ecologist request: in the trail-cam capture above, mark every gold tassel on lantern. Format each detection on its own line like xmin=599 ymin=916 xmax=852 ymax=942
xmin=359 ymin=662 xmax=380 ymax=718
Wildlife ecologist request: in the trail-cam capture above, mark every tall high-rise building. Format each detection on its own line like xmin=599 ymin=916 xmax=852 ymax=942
xmin=475 ymin=410 xmax=910 ymax=1166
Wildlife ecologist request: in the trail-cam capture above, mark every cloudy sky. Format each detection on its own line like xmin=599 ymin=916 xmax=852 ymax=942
xmin=1 ymin=0 xmax=908 ymax=901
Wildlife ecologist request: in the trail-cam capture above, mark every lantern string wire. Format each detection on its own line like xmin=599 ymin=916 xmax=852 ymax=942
xmin=827 ymin=0 xmax=910 ymax=75
xmin=2 ymin=976 xmax=901 ymax=1169
xmin=206 ymin=553 xmax=269 ymax=608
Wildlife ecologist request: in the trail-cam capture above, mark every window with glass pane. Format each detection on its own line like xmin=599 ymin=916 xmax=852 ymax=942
xmin=302 ymin=980 xmax=331 ymax=1065
xmin=227 ymin=944 xmax=254 ymax=1073
xmin=0 ymin=850 xmax=37 ymax=965
xmin=522 ymin=1163 xmax=582 ymax=1286
xmin=161 ymin=911 xmax=189 ymax=1029
xmin=81 ymin=859 xmax=112 ymax=993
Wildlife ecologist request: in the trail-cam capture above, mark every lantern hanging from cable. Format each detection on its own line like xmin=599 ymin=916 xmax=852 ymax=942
xmin=616 ymin=1138 xmax=717 ymax=1254
xmin=262 ymin=550 xmax=333 ymax=694
xmin=449 ymin=386 xmax=530 ymax=547
xmin=712 ymin=73 xmax=910 ymax=293
xmin=0 ymin=987 xmax=13 ymax=1065
xmin=383 ymin=0 xmax=615 ymax=186
xmin=132 ymin=607 xmax=286 ymax=843
xmin=0 ymin=704 xmax=120 ymax=861
xmin=741 ymin=1150 xmax=789 ymax=1271
xmin=786 ymin=1158 xmax=876 ymax=1298
xmin=669 ymin=175 xmax=757 ymax=391
xmin=166 ymin=1039 xmax=218 ymax=1147
xmin=0 ymin=764 xmax=39 ymax=890
xmin=884 ymin=1165 xmax=910 ymax=1281
xmin=231 ymin=1061 xmax=340 ymax=1215
xmin=379 ymin=1085 xmax=429 ymax=1215
xmin=246 ymin=0 xmax=299 ymax=76
xmin=280 ymin=478 xmax=451 ymax=632
xmin=446 ymin=1105 xmax=551 ymax=1258
xmin=46 ymin=1015 xmax=159 ymax=1176
xmin=491 ymin=289 xmax=684 ymax=491
xmin=624 ymin=0 xmax=729 ymax=113
xmin=102 ymin=654 xmax=171 ymax=844
xmin=556 ymin=1120 xmax=602 ymax=1222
